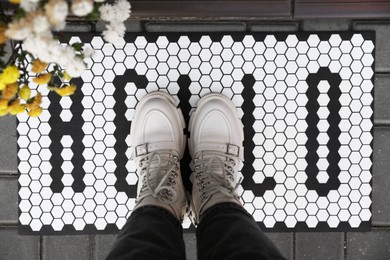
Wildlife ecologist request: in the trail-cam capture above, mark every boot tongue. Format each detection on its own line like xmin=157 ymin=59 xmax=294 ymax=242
xmin=147 ymin=152 xmax=173 ymax=189
xmin=207 ymin=156 xmax=225 ymax=177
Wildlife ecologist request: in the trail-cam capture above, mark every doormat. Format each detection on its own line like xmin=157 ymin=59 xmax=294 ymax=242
xmin=17 ymin=32 xmax=375 ymax=234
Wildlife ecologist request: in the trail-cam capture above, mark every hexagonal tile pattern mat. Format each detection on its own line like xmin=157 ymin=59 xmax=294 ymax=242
xmin=17 ymin=32 xmax=375 ymax=234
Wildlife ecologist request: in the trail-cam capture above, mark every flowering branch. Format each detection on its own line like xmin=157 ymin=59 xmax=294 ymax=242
xmin=0 ymin=0 xmax=131 ymax=117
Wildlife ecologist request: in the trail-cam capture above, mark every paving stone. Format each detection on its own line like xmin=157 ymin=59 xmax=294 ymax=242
xmin=0 ymin=227 xmax=39 ymax=260
xmin=354 ymin=22 xmax=390 ymax=73
xmin=64 ymin=23 xmax=92 ymax=32
xmin=96 ymin=20 xmax=143 ymax=32
xmin=265 ymin=232 xmax=293 ymax=260
xmin=0 ymin=176 xmax=18 ymax=222
xmin=374 ymin=74 xmax=390 ymax=125
xmin=42 ymin=235 xmax=91 ymax=260
xmin=95 ymin=234 xmax=117 ymax=260
xmin=295 ymin=232 xmax=344 ymax=260
xmin=0 ymin=115 xmax=17 ymax=173
xmin=347 ymin=229 xmax=390 ymax=259
xmin=250 ymin=22 xmax=299 ymax=32
xmin=372 ymin=127 xmax=390 ymax=226
xmin=302 ymin=19 xmax=351 ymax=31
xmin=145 ymin=22 xmax=246 ymax=32
xmin=184 ymin=232 xmax=197 ymax=260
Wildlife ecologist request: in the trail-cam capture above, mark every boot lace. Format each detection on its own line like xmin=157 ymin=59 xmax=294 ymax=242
xmin=194 ymin=151 xmax=242 ymax=202
xmin=136 ymin=151 xmax=180 ymax=205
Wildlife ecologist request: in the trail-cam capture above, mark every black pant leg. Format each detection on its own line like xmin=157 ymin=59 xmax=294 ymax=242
xmin=106 ymin=205 xmax=186 ymax=260
xmin=196 ymin=202 xmax=287 ymax=260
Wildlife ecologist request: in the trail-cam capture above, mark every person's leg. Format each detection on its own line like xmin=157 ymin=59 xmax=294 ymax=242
xmin=106 ymin=206 xmax=185 ymax=260
xmin=106 ymin=92 xmax=188 ymax=260
xmin=189 ymin=93 xmax=286 ymax=260
xmin=196 ymin=202 xmax=286 ymax=260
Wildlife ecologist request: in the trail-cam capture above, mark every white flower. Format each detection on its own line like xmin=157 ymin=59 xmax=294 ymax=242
xmin=61 ymin=45 xmax=77 ymax=63
xmin=102 ymin=28 xmax=120 ymax=44
xmin=98 ymin=4 xmax=116 ymax=22
xmin=65 ymin=57 xmax=86 ymax=77
xmin=71 ymin=0 xmax=94 ymax=17
xmin=94 ymin=0 xmax=105 ymax=2
xmin=53 ymin=21 xmax=67 ymax=31
xmin=45 ymin=0 xmax=69 ymax=26
xmin=32 ymin=15 xmax=50 ymax=34
xmin=116 ymin=0 xmax=131 ymax=21
xmin=20 ymin=0 xmax=38 ymax=12
xmin=5 ymin=20 xmax=32 ymax=41
xmin=40 ymin=42 xmax=63 ymax=63
xmin=23 ymin=35 xmax=50 ymax=61
xmin=83 ymin=47 xmax=94 ymax=58
xmin=102 ymin=21 xmax=125 ymax=43
xmin=99 ymin=0 xmax=131 ymax=22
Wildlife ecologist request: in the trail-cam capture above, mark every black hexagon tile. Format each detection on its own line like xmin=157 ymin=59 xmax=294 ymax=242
xmin=17 ymin=32 xmax=374 ymax=234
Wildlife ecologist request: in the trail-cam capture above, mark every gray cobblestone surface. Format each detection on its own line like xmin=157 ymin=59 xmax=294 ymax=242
xmin=0 ymin=176 xmax=18 ymax=222
xmin=0 ymin=227 xmax=39 ymax=260
xmin=0 ymin=19 xmax=389 ymax=260
xmin=0 ymin=115 xmax=17 ymax=174
xmin=295 ymin=232 xmax=345 ymax=260
xmin=42 ymin=235 xmax=91 ymax=260
xmin=372 ymin=127 xmax=390 ymax=226
xmin=145 ymin=22 xmax=246 ymax=32
xmin=347 ymin=229 xmax=390 ymax=260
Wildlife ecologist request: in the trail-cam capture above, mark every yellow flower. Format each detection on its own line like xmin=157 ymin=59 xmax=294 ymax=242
xmin=62 ymin=72 xmax=72 ymax=81
xmin=9 ymin=0 xmax=21 ymax=4
xmin=31 ymin=59 xmax=48 ymax=74
xmin=0 ymin=109 xmax=8 ymax=116
xmin=26 ymin=93 xmax=42 ymax=111
xmin=0 ymin=24 xmax=8 ymax=45
xmin=0 ymin=81 xmax=5 ymax=91
xmin=7 ymin=99 xmax=25 ymax=115
xmin=28 ymin=107 xmax=43 ymax=117
xmin=19 ymin=85 xmax=31 ymax=100
xmin=1 ymin=65 xmax=20 ymax=84
xmin=54 ymin=84 xmax=77 ymax=97
xmin=33 ymin=73 xmax=52 ymax=85
xmin=0 ymin=99 xmax=8 ymax=110
xmin=1 ymin=83 xmax=18 ymax=100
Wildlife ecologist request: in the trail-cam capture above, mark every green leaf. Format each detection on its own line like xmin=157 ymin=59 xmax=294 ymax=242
xmin=86 ymin=3 xmax=101 ymax=21
xmin=72 ymin=42 xmax=84 ymax=52
xmin=12 ymin=8 xmax=26 ymax=20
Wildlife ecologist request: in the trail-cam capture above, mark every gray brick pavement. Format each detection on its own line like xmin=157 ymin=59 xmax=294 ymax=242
xmin=250 ymin=22 xmax=298 ymax=32
xmin=266 ymin=232 xmax=293 ymax=259
xmin=145 ymin=22 xmax=246 ymax=32
xmin=347 ymin=229 xmax=390 ymax=260
xmin=374 ymin=75 xmax=390 ymax=125
xmin=302 ymin=19 xmax=351 ymax=31
xmin=0 ymin=176 xmax=18 ymax=222
xmin=42 ymin=235 xmax=91 ymax=260
xmin=0 ymin=115 xmax=17 ymax=174
xmin=295 ymin=232 xmax=345 ymax=260
xmin=372 ymin=127 xmax=390 ymax=226
xmin=95 ymin=235 xmax=116 ymax=260
xmin=0 ymin=227 xmax=39 ymax=260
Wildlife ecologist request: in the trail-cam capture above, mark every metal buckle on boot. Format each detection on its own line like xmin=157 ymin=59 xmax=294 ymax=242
xmin=227 ymin=144 xmax=239 ymax=157
xmin=135 ymin=144 xmax=148 ymax=156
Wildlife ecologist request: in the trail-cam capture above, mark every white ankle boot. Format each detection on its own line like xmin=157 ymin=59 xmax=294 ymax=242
xmin=189 ymin=93 xmax=244 ymax=224
xmin=130 ymin=92 xmax=188 ymax=221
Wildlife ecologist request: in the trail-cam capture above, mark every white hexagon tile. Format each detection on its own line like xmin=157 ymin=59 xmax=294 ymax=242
xmin=17 ymin=32 xmax=375 ymax=234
